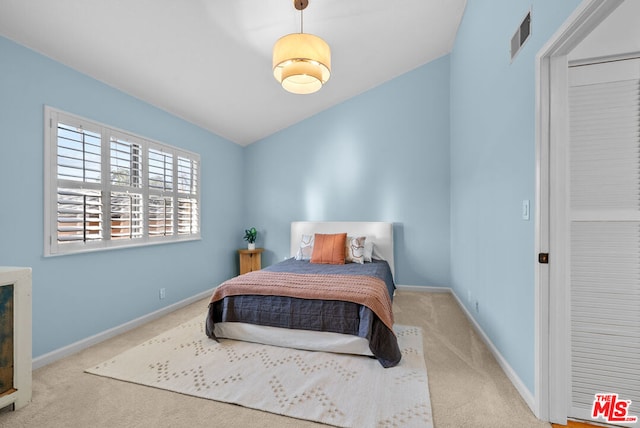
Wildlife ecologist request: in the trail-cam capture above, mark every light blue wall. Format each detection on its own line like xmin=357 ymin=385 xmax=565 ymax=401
xmin=1 ymin=0 xmax=588 ymax=394
xmin=449 ymin=0 xmax=582 ymax=393
xmin=244 ymin=56 xmax=451 ymax=287
xmin=0 ymin=36 xmax=244 ymax=358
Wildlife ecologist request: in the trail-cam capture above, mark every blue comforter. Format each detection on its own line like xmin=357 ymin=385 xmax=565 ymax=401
xmin=206 ymin=258 xmax=401 ymax=367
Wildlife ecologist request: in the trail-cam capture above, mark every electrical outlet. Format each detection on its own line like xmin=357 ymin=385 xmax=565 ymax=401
xmin=475 ymin=300 xmax=479 ymax=313
xmin=159 ymin=288 xmax=166 ymax=300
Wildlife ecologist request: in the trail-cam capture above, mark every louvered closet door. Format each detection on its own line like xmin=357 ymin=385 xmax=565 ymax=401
xmin=568 ymin=58 xmax=640 ymax=426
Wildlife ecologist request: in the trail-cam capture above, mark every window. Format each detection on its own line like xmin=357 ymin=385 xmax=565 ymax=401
xmin=44 ymin=107 xmax=200 ymax=256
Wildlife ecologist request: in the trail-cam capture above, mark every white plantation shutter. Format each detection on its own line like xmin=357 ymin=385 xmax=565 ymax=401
xmin=110 ymin=136 xmax=142 ymax=188
xmin=110 ymin=192 xmax=143 ymax=240
xmin=177 ymin=198 xmax=198 ymax=235
xmin=57 ymin=123 xmax=101 ymax=183
xmin=54 ymin=120 xmax=104 ymax=248
xmin=109 ymin=135 xmax=143 ymax=241
xmin=44 ymin=107 xmax=200 ymax=256
xmin=148 ymin=148 xmax=173 ymax=191
xmin=148 ymin=195 xmax=174 ymax=237
xmin=177 ymin=156 xmax=196 ymax=193
xmin=568 ymin=59 xmax=640 ymax=424
xmin=57 ymin=188 xmax=103 ymax=242
xmin=177 ymin=156 xmax=199 ymax=235
xmin=148 ymin=148 xmax=174 ymax=238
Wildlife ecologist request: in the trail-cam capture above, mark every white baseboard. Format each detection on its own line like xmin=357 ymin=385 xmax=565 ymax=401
xmin=32 ymin=288 xmax=214 ymax=370
xmin=396 ymin=284 xmax=451 ymax=292
xmin=397 ymin=284 xmax=534 ymax=409
xmin=450 ymin=290 xmax=535 ymax=412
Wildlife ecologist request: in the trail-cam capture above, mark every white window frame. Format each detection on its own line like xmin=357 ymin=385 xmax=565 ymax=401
xmin=44 ymin=106 xmax=201 ymax=256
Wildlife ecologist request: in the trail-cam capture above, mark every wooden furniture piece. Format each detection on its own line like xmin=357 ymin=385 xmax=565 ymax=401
xmin=238 ymin=248 xmax=263 ymax=275
xmin=0 ymin=267 xmax=32 ymax=411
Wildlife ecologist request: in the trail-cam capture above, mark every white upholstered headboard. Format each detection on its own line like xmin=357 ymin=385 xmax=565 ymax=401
xmin=290 ymin=221 xmax=395 ymax=278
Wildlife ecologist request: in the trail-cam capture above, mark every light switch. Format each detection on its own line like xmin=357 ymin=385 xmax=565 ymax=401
xmin=522 ymin=200 xmax=530 ymax=221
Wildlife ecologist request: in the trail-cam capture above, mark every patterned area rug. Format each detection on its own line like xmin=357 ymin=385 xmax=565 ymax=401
xmin=86 ymin=316 xmax=433 ymax=428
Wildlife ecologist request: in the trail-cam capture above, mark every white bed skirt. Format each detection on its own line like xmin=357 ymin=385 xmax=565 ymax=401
xmin=214 ymin=322 xmax=374 ymax=357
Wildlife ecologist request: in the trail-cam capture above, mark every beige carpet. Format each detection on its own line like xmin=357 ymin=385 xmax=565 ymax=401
xmin=0 ymin=291 xmax=551 ymax=427
xmin=86 ymin=319 xmax=432 ymax=428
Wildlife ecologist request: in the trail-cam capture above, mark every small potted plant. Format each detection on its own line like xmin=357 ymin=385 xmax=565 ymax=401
xmin=243 ymin=227 xmax=257 ymax=250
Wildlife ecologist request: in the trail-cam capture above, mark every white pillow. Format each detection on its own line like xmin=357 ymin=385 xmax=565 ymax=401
xmin=345 ymin=236 xmax=366 ymax=264
xmin=295 ymin=234 xmax=314 ymax=260
xmin=371 ymin=242 xmax=385 ymax=261
xmin=363 ymin=237 xmax=386 ymax=262
xmin=364 ymin=238 xmax=374 ymax=262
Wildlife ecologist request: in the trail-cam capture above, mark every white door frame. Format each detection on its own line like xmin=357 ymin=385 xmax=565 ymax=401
xmin=534 ymin=0 xmax=624 ymax=423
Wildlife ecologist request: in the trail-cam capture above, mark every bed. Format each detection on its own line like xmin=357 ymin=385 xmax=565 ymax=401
xmin=205 ymin=221 xmax=400 ymax=368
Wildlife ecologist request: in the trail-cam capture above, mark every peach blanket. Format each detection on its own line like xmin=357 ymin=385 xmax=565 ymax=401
xmin=210 ymin=271 xmax=395 ymax=331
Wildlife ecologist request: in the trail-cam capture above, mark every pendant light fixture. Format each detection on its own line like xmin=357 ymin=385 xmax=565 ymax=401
xmin=273 ymin=0 xmax=331 ymax=95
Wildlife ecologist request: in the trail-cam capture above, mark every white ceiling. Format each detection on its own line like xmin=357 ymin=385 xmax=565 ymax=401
xmin=0 ymin=0 xmax=467 ymax=145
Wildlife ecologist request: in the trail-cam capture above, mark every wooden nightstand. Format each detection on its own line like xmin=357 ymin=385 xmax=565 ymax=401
xmin=238 ymin=248 xmax=264 ymax=275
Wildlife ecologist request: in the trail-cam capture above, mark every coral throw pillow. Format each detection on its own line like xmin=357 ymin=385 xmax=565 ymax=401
xmin=310 ymin=233 xmax=347 ymax=265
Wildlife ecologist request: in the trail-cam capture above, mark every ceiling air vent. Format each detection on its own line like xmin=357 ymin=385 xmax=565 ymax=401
xmin=511 ymin=11 xmax=531 ymax=61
